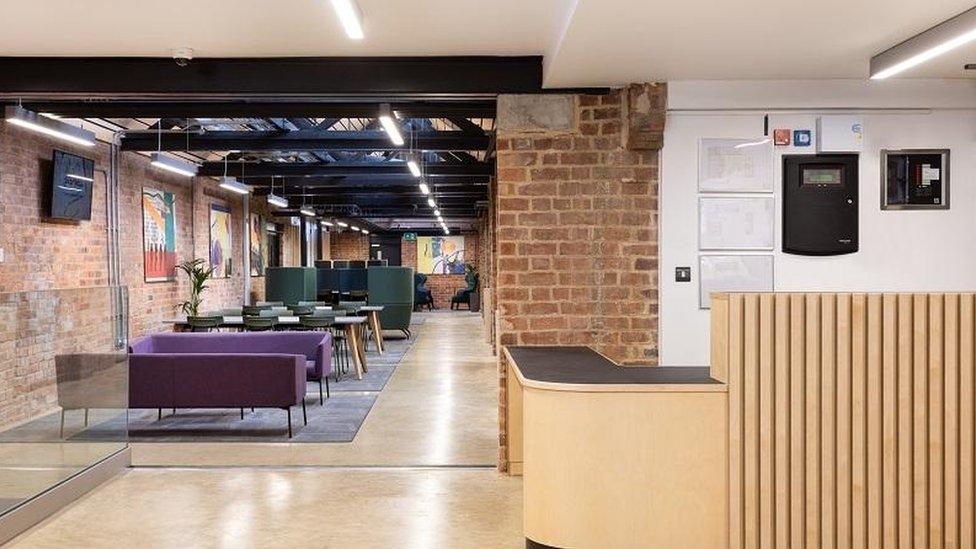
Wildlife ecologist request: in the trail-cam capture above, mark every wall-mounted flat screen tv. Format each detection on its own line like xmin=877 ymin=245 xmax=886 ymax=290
xmin=50 ymin=150 xmax=95 ymax=221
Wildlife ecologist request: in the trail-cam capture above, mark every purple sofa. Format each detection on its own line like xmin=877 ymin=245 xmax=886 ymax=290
xmin=128 ymin=332 xmax=332 ymax=437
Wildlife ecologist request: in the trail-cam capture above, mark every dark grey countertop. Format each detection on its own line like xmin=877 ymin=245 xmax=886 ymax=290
xmin=506 ymin=346 xmax=721 ymax=385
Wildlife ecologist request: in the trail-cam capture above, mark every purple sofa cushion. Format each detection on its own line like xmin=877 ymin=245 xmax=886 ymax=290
xmin=129 ymin=332 xmax=332 ymax=379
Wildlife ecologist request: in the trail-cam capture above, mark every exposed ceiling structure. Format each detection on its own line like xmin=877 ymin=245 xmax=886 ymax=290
xmin=2 ymin=0 xmax=976 ymax=85
xmin=54 ymin=100 xmax=496 ymax=232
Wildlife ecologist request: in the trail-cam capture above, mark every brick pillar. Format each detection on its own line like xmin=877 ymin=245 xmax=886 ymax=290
xmin=494 ymin=85 xmax=666 ymax=470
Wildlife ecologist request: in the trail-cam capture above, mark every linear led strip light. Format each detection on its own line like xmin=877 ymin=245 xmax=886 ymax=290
xmin=218 ymin=176 xmax=251 ymax=195
xmin=150 ymin=152 xmax=198 ymax=177
xmin=379 ymin=103 xmax=404 ymax=146
xmin=4 ymin=105 xmax=96 ymax=147
xmin=871 ymin=6 xmax=976 ymax=79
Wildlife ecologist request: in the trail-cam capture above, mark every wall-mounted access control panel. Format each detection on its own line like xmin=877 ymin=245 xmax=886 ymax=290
xmin=881 ymin=149 xmax=949 ymax=210
xmin=782 ymin=154 xmax=859 ymax=256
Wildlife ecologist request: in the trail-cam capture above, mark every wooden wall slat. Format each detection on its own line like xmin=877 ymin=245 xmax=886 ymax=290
xmin=758 ymin=294 xmax=775 ymax=549
xmin=960 ymin=294 xmax=974 ymax=549
xmin=880 ymin=294 xmax=897 ymax=549
xmin=744 ymin=294 xmax=760 ymax=549
xmin=913 ymin=293 xmax=929 ymax=548
xmin=944 ymin=294 xmax=959 ymax=549
xmin=806 ymin=293 xmax=822 ymax=549
xmin=790 ymin=293 xmax=807 ymax=549
xmin=719 ymin=292 xmax=976 ymax=549
xmin=929 ymin=294 xmax=945 ymax=549
xmin=821 ymin=294 xmax=837 ymax=549
xmin=898 ymin=293 xmax=914 ymax=549
xmin=729 ymin=294 xmax=745 ymax=549
xmin=836 ymin=294 xmax=852 ymax=549
xmin=774 ymin=293 xmax=792 ymax=549
xmin=867 ymin=294 xmax=883 ymax=547
xmin=852 ymin=294 xmax=869 ymax=549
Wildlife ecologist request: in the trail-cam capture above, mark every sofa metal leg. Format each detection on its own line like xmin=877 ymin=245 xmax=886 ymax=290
xmin=286 ymin=408 xmax=293 ymax=438
xmin=59 ymin=410 xmax=65 ymax=438
xmin=157 ymin=408 xmax=162 ymax=421
xmin=325 ymin=377 xmax=330 ymax=399
xmin=240 ymin=408 xmax=244 ymax=420
xmin=302 ymin=399 xmax=307 ymax=425
xmin=83 ymin=408 xmax=89 ymax=427
xmin=318 ymin=379 xmax=324 ymax=404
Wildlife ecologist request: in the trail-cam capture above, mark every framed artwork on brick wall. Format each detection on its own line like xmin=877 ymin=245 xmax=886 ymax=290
xmin=209 ymin=204 xmax=233 ymax=278
xmin=249 ymin=213 xmax=265 ymax=277
xmin=417 ymin=236 xmax=465 ymax=274
xmin=141 ymin=187 xmax=178 ymax=282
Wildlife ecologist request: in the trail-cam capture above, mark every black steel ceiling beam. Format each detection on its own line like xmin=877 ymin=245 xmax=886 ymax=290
xmin=198 ymin=161 xmax=492 ymax=178
xmin=19 ymin=100 xmax=496 ymax=119
xmin=120 ymin=130 xmax=490 ymax=152
xmin=0 ymin=56 xmax=541 ymax=95
xmin=248 ymin=175 xmax=489 ymax=188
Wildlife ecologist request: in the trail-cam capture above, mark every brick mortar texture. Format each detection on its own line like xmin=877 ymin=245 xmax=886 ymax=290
xmin=494 ymin=87 xmax=665 ymax=471
xmin=0 ymin=122 xmax=255 ymax=428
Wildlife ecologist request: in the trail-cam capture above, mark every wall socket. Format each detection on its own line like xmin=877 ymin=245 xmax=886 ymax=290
xmin=675 ymin=266 xmax=691 ymax=282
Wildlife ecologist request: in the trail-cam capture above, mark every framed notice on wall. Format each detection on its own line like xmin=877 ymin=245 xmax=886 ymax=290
xmin=698 ymin=138 xmax=773 ymax=193
xmin=698 ymin=196 xmax=775 ymax=250
xmin=209 ymin=204 xmax=233 ymax=278
xmin=699 ymin=254 xmax=774 ymax=309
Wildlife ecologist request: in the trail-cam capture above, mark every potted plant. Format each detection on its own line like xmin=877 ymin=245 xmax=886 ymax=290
xmin=175 ymin=259 xmax=217 ymax=325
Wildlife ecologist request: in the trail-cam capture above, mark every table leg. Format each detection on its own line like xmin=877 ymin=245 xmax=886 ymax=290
xmin=368 ymin=311 xmax=385 ymax=354
xmin=344 ymin=324 xmax=365 ymax=380
xmin=356 ymin=324 xmax=369 ymax=372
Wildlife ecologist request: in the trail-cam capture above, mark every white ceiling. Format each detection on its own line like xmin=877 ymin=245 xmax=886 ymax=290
xmin=3 ymin=0 xmax=976 ymax=87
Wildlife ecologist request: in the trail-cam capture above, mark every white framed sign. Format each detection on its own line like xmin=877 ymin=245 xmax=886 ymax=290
xmin=699 ymin=196 xmax=775 ymax=251
xmin=698 ymin=137 xmax=773 ymax=193
xmin=699 ymin=254 xmax=774 ymax=309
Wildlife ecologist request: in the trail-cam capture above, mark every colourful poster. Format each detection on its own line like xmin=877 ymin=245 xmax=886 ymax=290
xmin=142 ymin=187 xmax=177 ymax=282
xmin=417 ymin=236 xmax=465 ymax=274
xmin=209 ymin=204 xmax=233 ymax=278
xmin=249 ymin=213 xmax=264 ymax=276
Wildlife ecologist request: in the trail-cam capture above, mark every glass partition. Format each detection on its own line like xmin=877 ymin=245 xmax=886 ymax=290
xmin=0 ymin=286 xmax=128 ymax=517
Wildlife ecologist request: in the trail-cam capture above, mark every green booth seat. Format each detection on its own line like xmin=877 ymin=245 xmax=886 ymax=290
xmin=367 ymin=266 xmax=415 ymax=338
xmin=265 ymin=267 xmax=318 ymax=306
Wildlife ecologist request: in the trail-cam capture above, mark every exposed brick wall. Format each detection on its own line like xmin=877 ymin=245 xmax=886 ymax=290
xmin=400 ymin=238 xmax=417 ymax=268
xmin=329 ymin=231 xmax=369 ymax=260
xmin=0 ymin=121 xmax=248 ymax=428
xmin=494 ymin=87 xmax=665 ymax=470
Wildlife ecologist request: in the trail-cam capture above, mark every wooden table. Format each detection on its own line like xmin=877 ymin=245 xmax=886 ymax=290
xmin=357 ymin=306 xmax=385 ymax=354
xmin=163 ymin=315 xmax=370 ymax=380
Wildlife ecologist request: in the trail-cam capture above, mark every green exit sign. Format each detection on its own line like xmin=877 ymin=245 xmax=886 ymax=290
xmin=404 ymin=232 xmax=417 ymax=241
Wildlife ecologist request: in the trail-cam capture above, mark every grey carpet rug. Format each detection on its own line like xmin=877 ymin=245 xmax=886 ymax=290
xmin=0 ymin=334 xmax=416 ymax=444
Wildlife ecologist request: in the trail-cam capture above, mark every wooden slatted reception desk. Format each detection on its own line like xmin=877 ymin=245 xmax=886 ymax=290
xmin=507 ymin=293 xmax=976 ymax=548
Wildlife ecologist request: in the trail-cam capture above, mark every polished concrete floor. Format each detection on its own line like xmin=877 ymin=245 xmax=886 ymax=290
xmin=7 ymin=313 xmax=523 ymax=548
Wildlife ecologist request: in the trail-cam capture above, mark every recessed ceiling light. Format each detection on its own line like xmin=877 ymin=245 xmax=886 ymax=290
xmin=871 ymin=6 xmax=976 ymax=79
xmin=330 ymin=0 xmax=364 ymax=40
xmin=150 ymin=152 xmax=198 ymax=177
xmin=5 ymin=105 xmax=96 ymax=147
xmin=379 ymin=104 xmax=404 ymax=146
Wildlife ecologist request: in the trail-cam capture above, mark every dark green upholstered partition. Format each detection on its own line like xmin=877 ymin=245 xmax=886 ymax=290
xmin=265 ymin=267 xmax=318 ymax=305
xmin=367 ymin=266 xmax=414 ymax=332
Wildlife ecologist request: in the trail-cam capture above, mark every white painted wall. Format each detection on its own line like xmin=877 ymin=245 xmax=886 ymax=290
xmin=660 ymin=80 xmax=976 ymax=366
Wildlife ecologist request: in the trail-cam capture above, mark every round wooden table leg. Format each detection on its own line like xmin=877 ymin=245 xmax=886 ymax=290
xmin=345 ymin=324 xmax=365 ymax=380
xmin=368 ymin=311 xmax=385 ymax=354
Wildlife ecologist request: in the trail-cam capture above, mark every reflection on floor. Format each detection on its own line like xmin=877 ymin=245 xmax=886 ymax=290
xmin=8 ymin=312 xmax=524 ymax=547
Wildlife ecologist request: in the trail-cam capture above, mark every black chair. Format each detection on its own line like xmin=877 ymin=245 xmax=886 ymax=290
xmin=186 ymin=316 xmax=223 ymax=332
xmin=451 ymin=272 xmax=479 ymax=310
xmin=242 ymin=316 xmax=277 ymax=332
xmin=415 ymin=273 xmax=434 ymax=311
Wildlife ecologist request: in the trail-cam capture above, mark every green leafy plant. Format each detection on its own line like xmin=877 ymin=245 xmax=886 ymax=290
xmin=175 ymin=258 xmax=215 ymax=317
